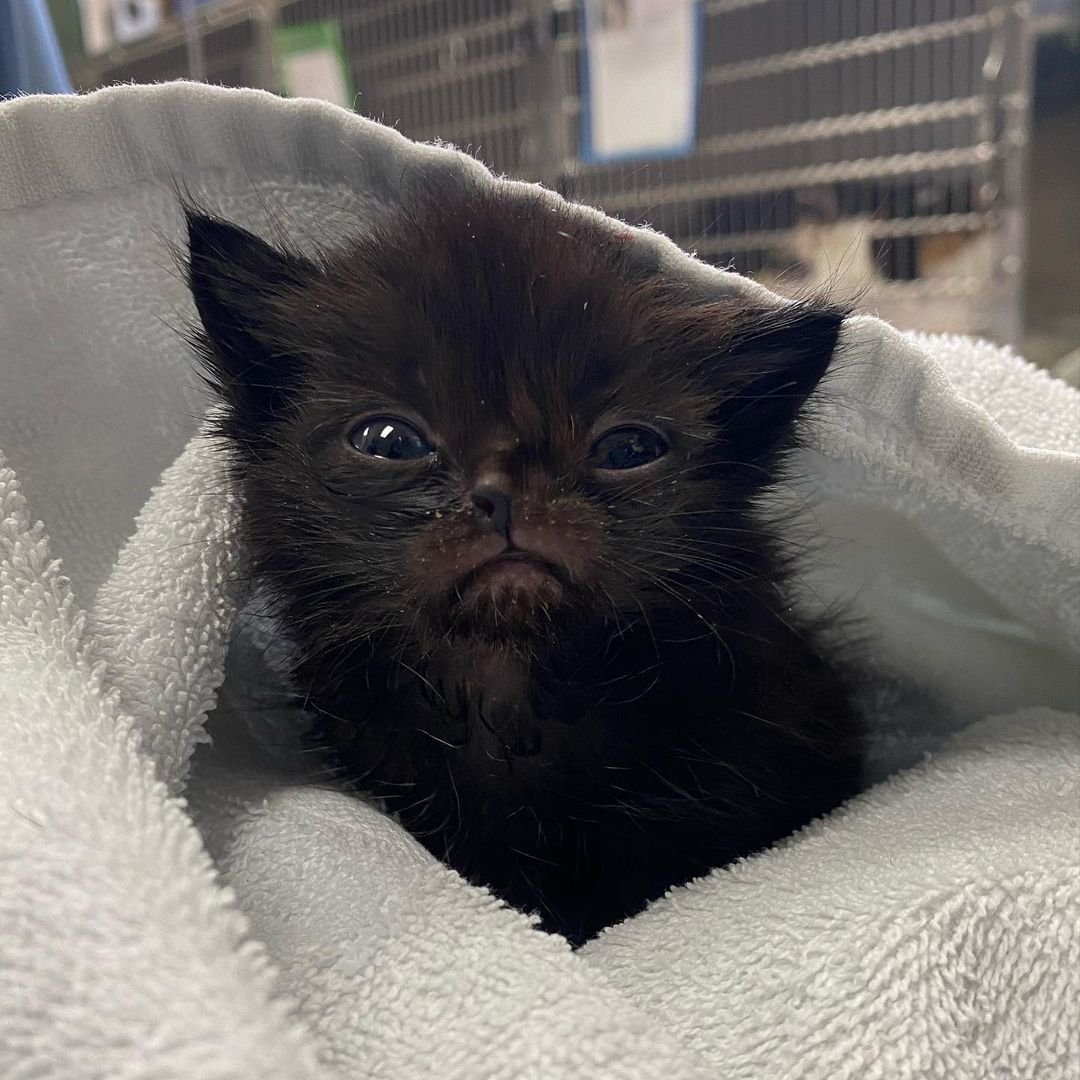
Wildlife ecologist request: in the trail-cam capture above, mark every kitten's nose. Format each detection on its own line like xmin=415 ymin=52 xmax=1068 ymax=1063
xmin=472 ymin=485 xmax=512 ymax=539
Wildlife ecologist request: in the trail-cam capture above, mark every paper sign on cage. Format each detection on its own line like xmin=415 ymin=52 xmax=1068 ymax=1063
xmin=579 ymin=0 xmax=702 ymax=164
xmin=274 ymin=21 xmax=354 ymax=110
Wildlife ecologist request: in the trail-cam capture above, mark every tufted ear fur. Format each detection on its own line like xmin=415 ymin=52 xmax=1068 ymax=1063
xmin=710 ymin=301 xmax=847 ymax=460
xmin=185 ymin=207 xmax=318 ymax=416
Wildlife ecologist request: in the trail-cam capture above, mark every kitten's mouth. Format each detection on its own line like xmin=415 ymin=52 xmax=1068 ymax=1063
xmin=457 ymin=550 xmax=566 ymax=603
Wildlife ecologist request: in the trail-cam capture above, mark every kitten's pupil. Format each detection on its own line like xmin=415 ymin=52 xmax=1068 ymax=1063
xmin=592 ymin=426 xmax=667 ymax=470
xmin=350 ymin=417 xmax=433 ymax=461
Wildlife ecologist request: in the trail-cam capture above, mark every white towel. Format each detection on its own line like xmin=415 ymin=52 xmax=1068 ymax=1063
xmin=1 ymin=83 xmax=1077 ymax=1079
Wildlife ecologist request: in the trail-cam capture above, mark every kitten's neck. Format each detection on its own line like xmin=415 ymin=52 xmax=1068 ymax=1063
xmin=427 ymin=640 xmax=532 ymax=711
xmin=303 ymin=587 xmax=819 ymax=801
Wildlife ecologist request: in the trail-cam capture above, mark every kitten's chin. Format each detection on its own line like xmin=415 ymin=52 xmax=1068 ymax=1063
xmin=456 ymin=593 xmax=562 ymax=646
xmin=450 ymin=555 xmax=566 ymax=641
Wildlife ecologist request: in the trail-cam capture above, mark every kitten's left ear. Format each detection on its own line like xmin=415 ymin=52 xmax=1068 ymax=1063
xmin=710 ymin=301 xmax=847 ymax=459
xmin=185 ymin=207 xmax=318 ymax=410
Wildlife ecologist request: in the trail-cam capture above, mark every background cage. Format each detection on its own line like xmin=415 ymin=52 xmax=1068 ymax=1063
xmin=68 ymin=0 xmax=1079 ymax=359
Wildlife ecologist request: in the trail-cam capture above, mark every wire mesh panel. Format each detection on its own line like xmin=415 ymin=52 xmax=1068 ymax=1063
xmin=71 ymin=1 xmax=272 ymax=89
xmin=200 ymin=16 xmax=264 ymax=85
xmin=75 ymin=0 xmax=1034 ymax=344
xmin=555 ymin=0 xmax=1031 ymax=342
xmin=274 ymin=0 xmax=540 ymax=176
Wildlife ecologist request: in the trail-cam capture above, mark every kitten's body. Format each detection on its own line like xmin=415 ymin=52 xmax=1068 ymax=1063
xmin=187 ymin=182 xmax=862 ymax=944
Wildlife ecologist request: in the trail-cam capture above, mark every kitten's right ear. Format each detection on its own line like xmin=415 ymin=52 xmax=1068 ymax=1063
xmin=185 ymin=208 xmax=316 ymax=408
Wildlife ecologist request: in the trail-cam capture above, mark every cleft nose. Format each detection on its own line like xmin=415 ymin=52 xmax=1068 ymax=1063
xmin=472 ymin=485 xmax=512 ymax=538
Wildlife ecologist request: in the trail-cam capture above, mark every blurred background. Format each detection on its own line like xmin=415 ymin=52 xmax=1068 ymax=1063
xmin=14 ymin=0 xmax=1080 ymax=383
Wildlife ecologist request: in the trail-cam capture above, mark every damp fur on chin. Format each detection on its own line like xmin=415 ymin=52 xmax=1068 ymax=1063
xmin=184 ymin=180 xmax=864 ymax=946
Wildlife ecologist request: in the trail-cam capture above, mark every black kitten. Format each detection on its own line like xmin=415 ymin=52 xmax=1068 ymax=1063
xmin=186 ymin=182 xmax=862 ymax=945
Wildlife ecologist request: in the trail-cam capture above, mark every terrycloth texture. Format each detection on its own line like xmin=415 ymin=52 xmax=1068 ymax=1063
xmin=0 ymin=449 xmax=322 ymax=1079
xmin=1 ymin=83 xmax=1078 ymax=1079
xmin=581 ymin=708 xmax=1080 ymax=1079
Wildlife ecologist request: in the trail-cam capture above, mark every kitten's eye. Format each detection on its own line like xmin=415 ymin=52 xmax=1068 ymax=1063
xmin=591 ymin=426 xmax=668 ymax=470
xmin=349 ymin=417 xmax=434 ymax=461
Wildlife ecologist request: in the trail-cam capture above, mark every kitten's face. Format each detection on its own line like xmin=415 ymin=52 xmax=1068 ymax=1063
xmin=270 ymin=268 xmax=715 ymax=650
xmin=187 ymin=186 xmax=843 ymax=668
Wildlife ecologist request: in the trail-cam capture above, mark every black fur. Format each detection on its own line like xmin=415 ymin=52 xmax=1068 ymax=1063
xmin=186 ymin=184 xmax=863 ymax=945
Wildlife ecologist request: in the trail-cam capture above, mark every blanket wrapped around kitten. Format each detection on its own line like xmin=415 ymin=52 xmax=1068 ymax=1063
xmin=186 ymin=181 xmax=863 ymax=945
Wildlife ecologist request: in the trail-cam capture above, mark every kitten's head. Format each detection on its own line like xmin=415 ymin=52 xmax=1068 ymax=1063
xmin=186 ymin=186 xmax=844 ymax=674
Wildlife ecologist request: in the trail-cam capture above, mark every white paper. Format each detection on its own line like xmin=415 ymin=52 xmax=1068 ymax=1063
xmin=582 ymin=0 xmax=699 ymax=162
xmin=282 ymin=49 xmax=351 ymax=109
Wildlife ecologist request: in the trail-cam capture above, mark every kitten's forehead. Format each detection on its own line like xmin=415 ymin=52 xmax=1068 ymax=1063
xmin=318 ymin=187 xmax=691 ymax=438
